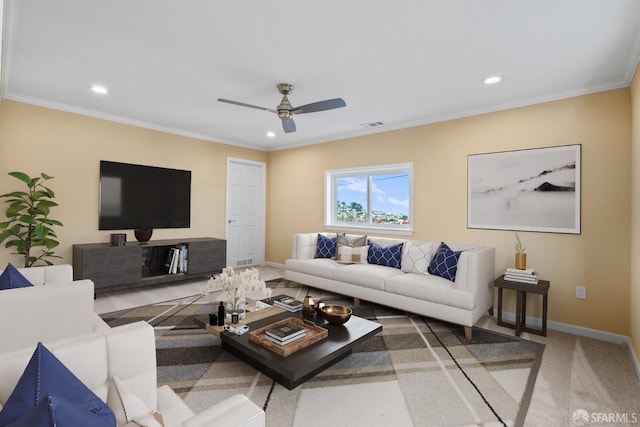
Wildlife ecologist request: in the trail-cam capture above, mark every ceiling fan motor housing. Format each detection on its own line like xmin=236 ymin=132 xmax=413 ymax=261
xmin=277 ymin=94 xmax=293 ymax=120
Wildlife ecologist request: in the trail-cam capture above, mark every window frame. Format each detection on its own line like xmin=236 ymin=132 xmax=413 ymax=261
xmin=324 ymin=162 xmax=413 ymax=235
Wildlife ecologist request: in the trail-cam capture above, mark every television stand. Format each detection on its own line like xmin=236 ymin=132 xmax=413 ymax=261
xmin=72 ymin=237 xmax=226 ymax=294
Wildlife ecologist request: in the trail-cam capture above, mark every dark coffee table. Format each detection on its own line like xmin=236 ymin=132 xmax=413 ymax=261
xmin=220 ymin=311 xmax=382 ymax=389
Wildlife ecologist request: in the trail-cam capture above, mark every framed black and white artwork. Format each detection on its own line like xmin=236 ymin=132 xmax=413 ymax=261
xmin=467 ymin=144 xmax=581 ymax=234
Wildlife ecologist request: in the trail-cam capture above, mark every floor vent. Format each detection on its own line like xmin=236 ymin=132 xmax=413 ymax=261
xmin=236 ymin=258 xmax=253 ymax=266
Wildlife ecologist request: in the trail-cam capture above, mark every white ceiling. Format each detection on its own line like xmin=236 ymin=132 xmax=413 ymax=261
xmin=3 ymin=0 xmax=640 ymax=151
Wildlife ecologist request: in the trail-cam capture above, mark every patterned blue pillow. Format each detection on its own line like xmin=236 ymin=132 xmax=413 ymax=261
xmin=0 ymin=263 xmax=33 ymax=290
xmin=428 ymin=242 xmax=462 ymax=281
xmin=367 ymin=241 xmax=404 ymax=269
xmin=0 ymin=342 xmax=115 ymax=427
xmin=315 ymin=234 xmax=337 ymax=258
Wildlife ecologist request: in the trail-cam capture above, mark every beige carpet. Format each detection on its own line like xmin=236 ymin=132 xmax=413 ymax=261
xmin=521 ymin=329 xmax=640 ymax=426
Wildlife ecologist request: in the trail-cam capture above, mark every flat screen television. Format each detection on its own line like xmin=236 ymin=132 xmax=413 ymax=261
xmin=98 ymin=160 xmax=191 ymax=231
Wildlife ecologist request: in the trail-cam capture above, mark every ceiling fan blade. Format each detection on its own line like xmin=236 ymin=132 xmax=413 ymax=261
xmin=217 ymin=98 xmax=277 ymax=113
xmin=292 ymin=98 xmax=346 ymax=114
xmin=282 ymin=118 xmax=296 ymax=133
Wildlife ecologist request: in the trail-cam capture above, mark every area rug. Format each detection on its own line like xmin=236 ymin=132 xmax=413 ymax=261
xmin=100 ymin=279 xmax=545 ymax=427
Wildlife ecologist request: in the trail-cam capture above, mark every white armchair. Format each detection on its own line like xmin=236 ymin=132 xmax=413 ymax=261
xmin=0 ymin=264 xmax=109 ymax=353
xmin=0 ymin=321 xmax=265 ymax=426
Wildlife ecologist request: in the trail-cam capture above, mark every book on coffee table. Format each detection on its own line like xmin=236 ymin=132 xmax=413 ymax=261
xmin=248 ymin=317 xmax=328 ymax=357
xmin=270 ymin=295 xmax=303 ymax=312
xmin=265 ymin=322 xmax=305 ymax=341
xmin=264 ymin=332 xmax=306 ymax=346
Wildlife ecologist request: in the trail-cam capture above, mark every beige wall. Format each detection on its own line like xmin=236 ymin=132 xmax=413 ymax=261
xmin=630 ymin=68 xmax=640 ymax=360
xmin=0 ymin=100 xmax=267 ymax=267
xmin=267 ymin=89 xmax=632 ymax=335
xmin=0 ymin=88 xmax=634 ymax=337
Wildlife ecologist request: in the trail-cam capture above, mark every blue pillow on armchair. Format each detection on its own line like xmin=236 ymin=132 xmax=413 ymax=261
xmin=367 ymin=241 xmax=404 ymax=269
xmin=0 ymin=263 xmax=33 ymax=290
xmin=428 ymin=242 xmax=463 ymax=282
xmin=0 ymin=342 xmax=115 ymax=427
xmin=315 ymin=234 xmax=337 ymax=258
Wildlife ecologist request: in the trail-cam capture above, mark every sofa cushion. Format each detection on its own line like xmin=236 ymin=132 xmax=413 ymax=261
xmin=401 ymin=241 xmax=433 ymax=274
xmin=336 ymin=245 xmax=369 ymax=264
xmin=385 ymin=274 xmax=474 ymax=310
xmin=332 ymin=263 xmax=404 ymax=291
xmin=0 ymin=342 xmax=115 ymax=426
xmin=337 ymin=234 xmax=367 ymax=247
xmin=0 ymin=263 xmax=33 ymax=290
xmin=285 ymin=258 xmax=341 ymax=280
xmin=315 ymin=234 xmax=337 ymax=259
xmin=428 ymin=242 xmax=463 ymax=282
xmin=367 ymin=241 xmax=403 ymax=269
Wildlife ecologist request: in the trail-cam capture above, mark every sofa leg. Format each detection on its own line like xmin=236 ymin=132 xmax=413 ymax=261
xmin=464 ymin=326 xmax=473 ymax=341
xmin=353 ymin=297 xmax=360 ymax=308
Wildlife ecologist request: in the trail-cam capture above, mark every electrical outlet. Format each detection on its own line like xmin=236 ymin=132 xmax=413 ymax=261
xmin=576 ymin=286 xmax=587 ymax=300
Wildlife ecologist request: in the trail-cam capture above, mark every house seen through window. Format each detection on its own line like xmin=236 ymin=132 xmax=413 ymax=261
xmin=325 ymin=163 xmax=413 ymax=234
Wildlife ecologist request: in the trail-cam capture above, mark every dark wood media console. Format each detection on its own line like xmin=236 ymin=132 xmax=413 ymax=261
xmin=72 ymin=237 xmax=226 ymax=293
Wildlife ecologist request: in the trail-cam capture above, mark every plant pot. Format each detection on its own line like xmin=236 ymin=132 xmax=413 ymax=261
xmin=515 ymin=253 xmax=527 ymax=270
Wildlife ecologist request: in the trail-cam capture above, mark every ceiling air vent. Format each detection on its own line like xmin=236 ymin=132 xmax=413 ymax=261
xmin=360 ymin=121 xmax=384 ymax=128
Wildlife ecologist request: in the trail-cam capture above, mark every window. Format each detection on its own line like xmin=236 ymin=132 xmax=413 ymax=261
xmin=325 ymin=163 xmax=413 ymax=234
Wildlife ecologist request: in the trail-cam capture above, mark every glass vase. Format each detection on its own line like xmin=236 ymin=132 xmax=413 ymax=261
xmin=226 ymin=292 xmax=246 ymax=321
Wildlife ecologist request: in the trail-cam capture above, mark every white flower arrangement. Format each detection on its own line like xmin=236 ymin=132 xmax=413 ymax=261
xmin=203 ymin=267 xmax=272 ymax=311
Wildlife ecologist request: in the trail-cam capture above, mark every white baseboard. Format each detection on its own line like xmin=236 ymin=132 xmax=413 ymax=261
xmin=499 ymin=310 xmax=640 ymax=380
xmin=265 ymin=261 xmax=286 ymax=270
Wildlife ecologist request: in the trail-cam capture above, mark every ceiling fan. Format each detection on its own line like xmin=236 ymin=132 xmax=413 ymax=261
xmin=218 ymin=83 xmax=346 ymax=134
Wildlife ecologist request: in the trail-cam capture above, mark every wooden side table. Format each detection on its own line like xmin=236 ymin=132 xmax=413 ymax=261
xmin=495 ymin=274 xmax=550 ymax=337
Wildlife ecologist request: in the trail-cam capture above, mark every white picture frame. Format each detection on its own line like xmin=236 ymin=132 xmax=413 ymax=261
xmin=467 ymin=144 xmax=581 ymax=234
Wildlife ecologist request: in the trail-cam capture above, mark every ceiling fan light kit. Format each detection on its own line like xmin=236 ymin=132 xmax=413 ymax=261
xmin=218 ymin=83 xmax=346 ymax=134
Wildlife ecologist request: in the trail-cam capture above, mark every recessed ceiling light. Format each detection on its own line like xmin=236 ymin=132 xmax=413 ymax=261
xmin=483 ymin=76 xmax=502 ymax=85
xmin=266 ymin=131 xmax=276 ymax=138
xmin=91 ymin=85 xmax=108 ymax=95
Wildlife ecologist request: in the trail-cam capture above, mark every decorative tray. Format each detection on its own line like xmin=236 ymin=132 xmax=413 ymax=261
xmin=248 ymin=317 xmax=328 ymax=357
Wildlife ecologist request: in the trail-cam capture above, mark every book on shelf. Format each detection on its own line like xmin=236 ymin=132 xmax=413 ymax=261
xmin=272 ymin=296 xmax=303 ymax=312
xmin=164 ymin=244 xmax=189 ymax=275
xmin=265 ymin=322 xmax=306 ymax=343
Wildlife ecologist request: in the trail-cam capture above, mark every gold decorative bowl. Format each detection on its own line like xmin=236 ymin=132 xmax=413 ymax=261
xmin=320 ymin=305 xmax=352 ymax=325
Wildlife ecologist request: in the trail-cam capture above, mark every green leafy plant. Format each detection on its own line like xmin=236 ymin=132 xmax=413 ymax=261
xmin=0 ymin=172 xmax=63 ymax=267
xmin=514 ymin=232 xmax=525 ymax=253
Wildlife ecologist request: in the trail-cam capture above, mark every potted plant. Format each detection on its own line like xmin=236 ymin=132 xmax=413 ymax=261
xmin=0 ymin=172 xmax=63 ymax=267
xmin=514 ymin=232 xmax=526 ymax=270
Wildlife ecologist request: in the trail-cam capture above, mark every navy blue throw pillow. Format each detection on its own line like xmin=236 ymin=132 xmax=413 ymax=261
xmin=367 ymin=241 xmax=404 ymax=269
xmin=315 ymin=234 xmax=337 ymax=258
xmin=0 ymin=342 xmax=115 ymax=427
xmin=0 ymin=263 xmax=33 ymax=290
xmin=428 ymin=242 xmax=462 ymax=282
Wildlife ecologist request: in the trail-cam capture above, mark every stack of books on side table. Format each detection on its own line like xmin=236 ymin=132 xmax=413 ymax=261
xmin=272 ymin=295 xmax=303 ymax=312
xmin=264 ymin=322 xmax=306 ymax=346
xmin=504 ymin=267 xmax=539 ymax=284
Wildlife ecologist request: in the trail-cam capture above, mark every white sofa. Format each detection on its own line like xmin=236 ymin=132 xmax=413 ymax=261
xmin=285 ymin=233 xmax=495 ymax=339
xmin=0 ymin=264 xmax=110 ymax=353
xmin=0 ymin=321 xmax=265 ymax=426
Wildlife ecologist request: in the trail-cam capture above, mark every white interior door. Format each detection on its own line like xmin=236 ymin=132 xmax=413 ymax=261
xmin=226 ymin=158 xmax=266 ymax=268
